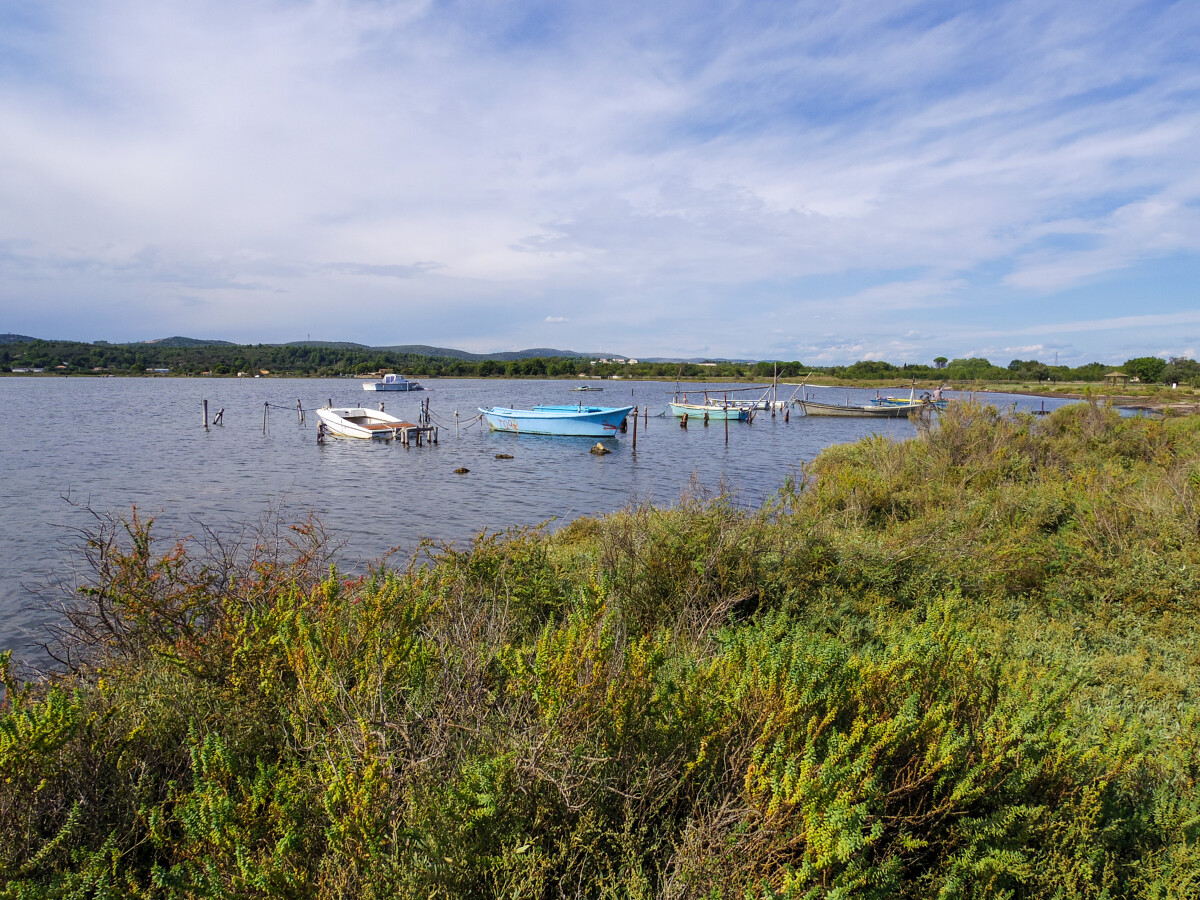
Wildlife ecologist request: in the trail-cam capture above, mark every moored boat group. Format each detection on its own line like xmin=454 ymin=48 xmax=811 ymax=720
xmin=316 ymin=379 xmax=954 ymax=447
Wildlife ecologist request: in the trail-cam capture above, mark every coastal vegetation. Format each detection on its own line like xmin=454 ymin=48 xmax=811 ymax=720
xmin=4 ymin=336 xmax=1200 ymax=388
xmin=3 ymin=401 xmax=1200 ymax=897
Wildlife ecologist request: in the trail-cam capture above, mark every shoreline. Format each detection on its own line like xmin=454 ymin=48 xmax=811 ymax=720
xmin=966 ymin=385 xmax=1200 ymax=413
xmin=4 ymin=371 xmax=1199 ymax=412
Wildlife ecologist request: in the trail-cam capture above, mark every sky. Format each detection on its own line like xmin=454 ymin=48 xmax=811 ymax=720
xmin=1 ymin=0 xmax=1198 ymax=365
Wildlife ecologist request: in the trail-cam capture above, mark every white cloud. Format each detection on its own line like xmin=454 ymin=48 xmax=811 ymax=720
xmin=0 ymin=0 xmax=1198 ymax=363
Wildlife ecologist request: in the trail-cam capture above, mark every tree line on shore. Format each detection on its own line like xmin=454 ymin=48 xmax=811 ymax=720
xmin=3 ymin=401 xmax=1200 ymax=897
xmin=3 ymin=337 xmax=1199 ymax=386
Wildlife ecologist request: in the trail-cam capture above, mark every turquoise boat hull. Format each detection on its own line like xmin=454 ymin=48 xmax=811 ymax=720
xmin=480 ymin=405 xmax=634 ymax=437
xmin=669 ymin=402 xmax=749 ymax=421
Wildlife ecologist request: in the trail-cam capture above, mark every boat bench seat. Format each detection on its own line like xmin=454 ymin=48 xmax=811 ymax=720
xmin=363 ymin=421 xmax=418 ymax=431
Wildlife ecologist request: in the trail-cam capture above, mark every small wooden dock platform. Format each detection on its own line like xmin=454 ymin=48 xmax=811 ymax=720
xmin=362 ymin=420 xmax=418 ymax=432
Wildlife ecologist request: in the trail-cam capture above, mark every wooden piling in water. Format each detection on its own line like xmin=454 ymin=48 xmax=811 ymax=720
xmin=297 ymin=400 xmax=304 ymax=426
xmin=263 ymin=402 xmax=268 ymax=434
xmin=725 ymin=393 xmax=729 ymax=444
xmin=632 ymin=406 xmax=638 ymax=450
xmin=203 ymin=399 xmax=208 ymax=431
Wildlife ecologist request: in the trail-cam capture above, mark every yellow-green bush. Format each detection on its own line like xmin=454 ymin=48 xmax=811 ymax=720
xmin=4 ymin=403 xmax=1200 ymax=898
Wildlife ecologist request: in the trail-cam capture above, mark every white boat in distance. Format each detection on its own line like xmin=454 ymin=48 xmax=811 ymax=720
xmin=363 ymin=373 xmax=423 ymax=392
xmin=316 ymin=406 xmax=419 ymax=439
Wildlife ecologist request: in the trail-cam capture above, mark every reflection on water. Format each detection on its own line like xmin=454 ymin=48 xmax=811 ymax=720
xmin=0 ymin=377 xmax=1074 ymax=657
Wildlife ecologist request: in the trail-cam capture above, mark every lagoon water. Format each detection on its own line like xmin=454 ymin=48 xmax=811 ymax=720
xmin=0 ymin=377 xmax=1073 ymax=660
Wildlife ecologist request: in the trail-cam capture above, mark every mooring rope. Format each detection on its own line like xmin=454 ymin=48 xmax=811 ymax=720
xmin=265 ymin=403 xmax=324 ymax=412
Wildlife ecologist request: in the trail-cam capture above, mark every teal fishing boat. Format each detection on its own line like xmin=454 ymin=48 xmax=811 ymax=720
xmin=668 ymin=401 xmax=749 ymax=421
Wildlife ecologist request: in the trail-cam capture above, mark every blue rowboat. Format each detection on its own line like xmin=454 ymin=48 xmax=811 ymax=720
xmin=479 ymin=404 xmax=634 ymax=437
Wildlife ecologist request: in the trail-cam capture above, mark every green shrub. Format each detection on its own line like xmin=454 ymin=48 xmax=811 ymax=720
xmin=5 ymin=404 xmax=1200 ymax=897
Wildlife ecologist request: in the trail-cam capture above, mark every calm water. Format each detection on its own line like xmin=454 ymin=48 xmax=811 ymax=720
xmin=0 ymin=377 xmax=1073 ymax=659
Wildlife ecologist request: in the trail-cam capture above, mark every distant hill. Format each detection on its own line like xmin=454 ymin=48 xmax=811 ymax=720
xmin=371 ymin=344 xmax=493 ymax=360
xmin=135 ymin=336 xmax=237 ymax=347
xmin=460 ymin=347 xmax=619 ymax=362
xmin=292 ymin=343 xmax=622 ymax=362
xmin=4 ymin=334 xmax=628 ymax=361
xmin=284 ymin=341 xmax=371 ymax=350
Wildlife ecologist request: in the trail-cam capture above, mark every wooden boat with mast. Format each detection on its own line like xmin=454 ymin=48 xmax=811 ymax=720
xmin=797 ymin=398 xmax=929 ymax=418
xmin=794 ymin=378 xmax=936 ymax=418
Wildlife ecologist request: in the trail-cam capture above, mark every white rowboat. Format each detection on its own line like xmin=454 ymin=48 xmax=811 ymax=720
xmin=316 ymin=406 xmax=420 ymax=439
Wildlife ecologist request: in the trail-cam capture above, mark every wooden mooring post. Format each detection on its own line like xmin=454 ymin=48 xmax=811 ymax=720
xmin=263 ymin=402 xmax=269 ymax=434
xmin=297 ymin=400 xmax=305 ymax=426
xmin=724 ymin=393 xmax=729 ymax=444
xmin=632 ymin=406 xmax=638 ymax=450
xmin=203 ymin=399 xmax=209 ymax=431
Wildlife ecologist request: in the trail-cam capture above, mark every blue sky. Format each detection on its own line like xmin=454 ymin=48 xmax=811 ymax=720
xmin=1 ymin=0 xmax=1198 ymax=364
